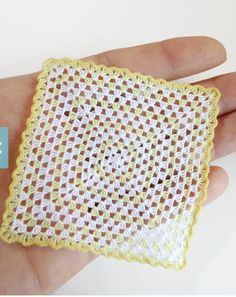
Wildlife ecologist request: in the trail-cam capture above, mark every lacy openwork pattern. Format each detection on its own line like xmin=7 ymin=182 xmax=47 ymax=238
xmin=0 ymin=58 xmax=220 ymax=269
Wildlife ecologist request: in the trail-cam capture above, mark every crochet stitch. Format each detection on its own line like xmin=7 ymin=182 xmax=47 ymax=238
xmin=0 ymin=58 xmax=220 ymax=269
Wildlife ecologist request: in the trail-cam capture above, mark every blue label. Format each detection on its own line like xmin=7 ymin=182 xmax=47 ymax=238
xmin=0 ymin=127 xmax=9 ymax=169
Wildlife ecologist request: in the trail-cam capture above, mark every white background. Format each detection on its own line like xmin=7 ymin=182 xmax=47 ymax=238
xmin=0 ymin=0 xmax=236 ymax=294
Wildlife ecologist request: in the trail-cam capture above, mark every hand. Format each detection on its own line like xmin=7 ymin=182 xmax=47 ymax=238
xmin=0 ymin=36 xmax=234 ymax=294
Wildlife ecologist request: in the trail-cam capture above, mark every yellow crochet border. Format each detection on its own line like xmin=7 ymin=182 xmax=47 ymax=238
xmin=0 ymin=58 xmax=220 ymax=270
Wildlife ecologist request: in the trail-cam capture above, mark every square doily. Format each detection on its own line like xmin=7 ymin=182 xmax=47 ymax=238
xmin=0 ymin=58 xmax=220 ymax=269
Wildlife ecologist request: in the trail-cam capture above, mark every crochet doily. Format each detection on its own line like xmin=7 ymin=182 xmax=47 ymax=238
xmin=0 ymin=58 xmax=220 ymax=269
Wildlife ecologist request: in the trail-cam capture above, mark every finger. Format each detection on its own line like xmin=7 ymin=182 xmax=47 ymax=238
xmin=194 ymin=72 xmax=236 ymax=116
xmin=82 ymin=36 xmax=226 ymax=80
xmin=213 ymin=111 xmax=236 ymax=159
xmin=204 ymin=166 xmax=229 ymax=205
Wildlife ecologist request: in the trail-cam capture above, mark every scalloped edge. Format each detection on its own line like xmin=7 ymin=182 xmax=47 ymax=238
xmin=0 ymin=58 xmax=221 ymax=270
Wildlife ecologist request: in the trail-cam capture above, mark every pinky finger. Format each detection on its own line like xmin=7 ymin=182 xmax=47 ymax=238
xmin=203 ymin=166 xmax=229 ymax=205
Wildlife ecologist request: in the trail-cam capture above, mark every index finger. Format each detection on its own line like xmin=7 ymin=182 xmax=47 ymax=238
xmin=82 ymin=36 xmax=226 ymax=80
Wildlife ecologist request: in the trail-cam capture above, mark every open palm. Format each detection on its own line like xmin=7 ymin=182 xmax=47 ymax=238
xmin=0 ymin=36 xmax=235 ymax=294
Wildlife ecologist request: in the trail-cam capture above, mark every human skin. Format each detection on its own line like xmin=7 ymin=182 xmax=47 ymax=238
xmin=0 ymin=36 xmax=235 ymax=294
